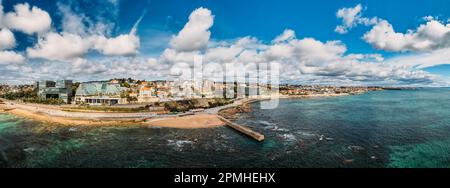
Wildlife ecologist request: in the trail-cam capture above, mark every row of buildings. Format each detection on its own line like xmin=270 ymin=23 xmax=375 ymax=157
xmin=3 ymin=79 xmax=386 ymax=106
xmin=279 ymin=85 xmax=383 ymax=95
xmin=0 ymin=84 xmax=35 ymax=96
xmin=37 ymin=80 xmax=152 ymax=105
xmin=36 ymin=79 xmax=275 ymax=106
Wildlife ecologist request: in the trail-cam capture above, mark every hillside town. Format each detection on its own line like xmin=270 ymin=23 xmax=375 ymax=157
xmin=279 ymin=85 xmax=384 ymax=96
xmin=0 ymin=78 xmax=385 ymax=107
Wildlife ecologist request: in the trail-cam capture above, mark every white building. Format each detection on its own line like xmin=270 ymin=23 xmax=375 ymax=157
xmin=138 ymin=86 xmax=159 ymax=103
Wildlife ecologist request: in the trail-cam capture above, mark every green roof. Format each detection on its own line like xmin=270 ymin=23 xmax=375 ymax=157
xmin=76 ymin=82 xmax=124 ymax=96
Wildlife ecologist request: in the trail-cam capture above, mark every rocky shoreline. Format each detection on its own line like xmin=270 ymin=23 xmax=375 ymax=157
xmin=218 ymin=100 xmax=253 ymax=120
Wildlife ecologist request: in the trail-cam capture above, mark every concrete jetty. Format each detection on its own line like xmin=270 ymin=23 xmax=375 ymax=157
xmin=218 ymin=116 xmax=265 ymax=142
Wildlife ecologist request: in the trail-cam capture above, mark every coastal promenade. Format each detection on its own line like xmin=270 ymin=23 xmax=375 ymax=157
xmin=0 ymin=98 xmax=239 ymax=128
xmin=203 ymin=98 xmax=250 ymax=114
xmin=1 ymin=101 xmax=157 ymax=120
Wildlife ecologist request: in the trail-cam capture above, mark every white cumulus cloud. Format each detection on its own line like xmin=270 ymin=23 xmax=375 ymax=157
xmin=3 ymin=3 xmax=51 ymax=34
xmin=335 ymin=4 xmax=363 ymax=34
xmin=91 ymin=33 xmax=140 ymax=56
xmin=0 ymin=51 xmax=25 ymax=64
xmin=27 ymin=6 xmax=144 ymax=61
xmin=90 ymin=11 xmax=144 ymax=56
xmin=386 ymin=47 xmax=450 ymax=69
xmin=335 ymin=4 xmax=380 ymax=34
xmin=363 ymin=19 xmax=450 ymax=52
xmin=0 ymin=28 xmax=15 ymax=50
xmin=170 ymin=7 xmax=214 ymax=52
xmin=273 ymin=29 xmax=296 ymax=43
xmin=27 ymin=32 xmax=91 ymax=61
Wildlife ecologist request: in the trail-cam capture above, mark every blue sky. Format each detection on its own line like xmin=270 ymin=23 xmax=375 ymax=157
xmin=120 ymin=0 xmax=449 ymax=55
xmin=1 ymin=0 xmax=450 ymax=85
xmin=112 ymin=0 xmax=449 ymax=54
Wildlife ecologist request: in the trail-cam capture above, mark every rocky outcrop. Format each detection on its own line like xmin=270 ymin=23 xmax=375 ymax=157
xmin=218 ymin=102 xmax=252 ymax=120
xmin=162 ymin=98 xmax=232 ymax=112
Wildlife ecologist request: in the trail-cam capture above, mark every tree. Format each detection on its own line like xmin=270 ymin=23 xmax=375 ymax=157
xmin=121 ymin=82 xmax=130 ymax=88
xmin=71 ymin=82 xmax=80 ymax=97
xmin=127 ymin=96 xmax=138 ymax=103
xmin=233 ymin=81 xmax=238 ymax=99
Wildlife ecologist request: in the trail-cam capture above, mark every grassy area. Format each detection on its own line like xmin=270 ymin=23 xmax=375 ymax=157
xmin=162 ymin=98 xmax=233 ymax=112
xmin=22 ymin=97 xmax=65 ymax=105
xmin=62 ymin=98 xmax=233 ymax=113
xmin=62 ymin=106 xmax=150 ymax=113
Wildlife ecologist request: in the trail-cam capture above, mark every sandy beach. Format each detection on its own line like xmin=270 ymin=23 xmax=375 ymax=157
xmin=145 ymin=114 xmax=225 ymax=129
xmin=4 ymin=108 xmax=142 ymax=127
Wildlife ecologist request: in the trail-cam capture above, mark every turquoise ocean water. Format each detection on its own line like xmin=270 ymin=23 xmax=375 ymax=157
xmin=1 ymin=88 xmax=450 ymax=168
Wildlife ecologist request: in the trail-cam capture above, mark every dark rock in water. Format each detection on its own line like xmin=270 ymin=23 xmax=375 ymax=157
xmin=0 ymin=138 xmax=11 ymax=168
xmin=1 ymin=151 xmax=8 ymax=164
xmin=1 ymin=151 xmax=7 ymax=159
xmin=319 ymin=135 xmax=324 ymax=141
xmin=23 ymin=147 xmax=35 ymax=153
xmin=344 ymin=159 xmax=354 ymax=164
xmin=0 ymin=138 xmax=12 ymax=151
xmin=318 ymin=135 xmax=334 ymax=141
xmin=348 ymin=145 xmax=366 ymax=153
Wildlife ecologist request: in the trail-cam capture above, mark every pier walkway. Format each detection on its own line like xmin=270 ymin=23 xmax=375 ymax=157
xmin=218 ymin=116 xmax=265 ymax=142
